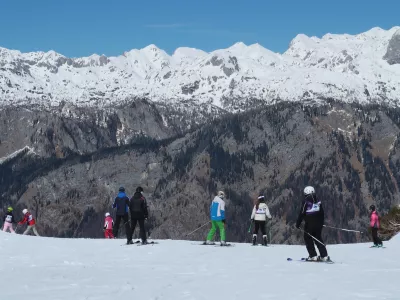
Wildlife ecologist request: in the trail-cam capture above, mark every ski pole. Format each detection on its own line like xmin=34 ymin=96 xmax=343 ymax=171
xmin=299 ymin=228 xmax=326 ymax=247
xmin=268 ymin=220 xmax=272 ymax=243
xmin=186 ymin=221 xmax=210 ymax=236
xmin=248 ymin=221 xmax=253 ymax=233
xmin=323 ymin=225 xmax=363 ymax=234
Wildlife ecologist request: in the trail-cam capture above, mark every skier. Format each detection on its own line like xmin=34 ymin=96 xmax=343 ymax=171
xmin=127 ymin=186 xmax=149 ymax=244
xmin=18 ymin=209 xmax=40 ymax=236
xmin=104 ymin=212 xmax=114 ymax=239
xmin=112 ymin=187 xmax=132 ymax=243
xmin=2 ymin=207 xmax=16 ymax=233
xmin=295 ymin=186 xmax=330 ymax=261
xmin=369 ymin=205 xmax=383 ymax=247
xmin=205 ymin=191 xmax=227 ymax=246
xmin=250 ymin=195 xmax=272 ymax=245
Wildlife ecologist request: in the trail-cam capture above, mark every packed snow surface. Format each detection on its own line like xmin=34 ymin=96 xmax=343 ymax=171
xmin=1 ymin=26 xmax=400 ymax=110
xmin=1 ymin=232 xmax=399 ymax=299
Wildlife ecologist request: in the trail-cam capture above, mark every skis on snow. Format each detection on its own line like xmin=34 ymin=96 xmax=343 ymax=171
xmin=198 ymin=242 xmax=234 ymax=247
xmin=287 ymin=257 xmax=334 ymax=264
xmin=136 ymin=241 xmax=158 ymax=246
xmin=122 ymin=240 xmax=158 ymax=246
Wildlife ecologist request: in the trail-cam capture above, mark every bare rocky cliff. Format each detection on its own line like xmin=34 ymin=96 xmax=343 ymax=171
xmin=2 ymin=101 xmax=400 ymax=244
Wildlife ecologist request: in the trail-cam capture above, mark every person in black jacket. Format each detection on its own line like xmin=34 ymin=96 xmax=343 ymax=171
xmin=296 ymin=186 xmax=330 ymax=261
xmin=128 ymin=186 xmax=149 ymax=244
xmin=112 ymin=187 xmax=132 ymax=243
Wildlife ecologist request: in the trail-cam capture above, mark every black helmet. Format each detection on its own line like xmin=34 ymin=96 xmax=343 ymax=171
xmin=119 ymin=186 xmax=125 ymax=192
xmin=136 ymin=186 xmax=143 ymax=193
xmin=369 ymin=204 xmax=376 ymax=211
xmin=258 ymin=195 xmax=265 ymax=202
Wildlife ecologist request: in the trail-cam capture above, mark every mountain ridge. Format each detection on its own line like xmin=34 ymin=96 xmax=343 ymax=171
xmin=1 ymin=26 xmax=400 ymax=111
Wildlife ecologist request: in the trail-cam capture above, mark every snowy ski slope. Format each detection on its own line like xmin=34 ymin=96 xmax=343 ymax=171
xmin=1 ymin=232 xmax=399 ymax=300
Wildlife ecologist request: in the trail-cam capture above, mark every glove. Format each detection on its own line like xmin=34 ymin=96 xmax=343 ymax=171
xmin=251 ymin=219 xmax=255 ymax=223
xmin=222 ymin=219 xmax=226 ymax=224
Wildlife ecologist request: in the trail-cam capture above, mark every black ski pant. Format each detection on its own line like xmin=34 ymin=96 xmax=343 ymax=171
xmin=304 ymin=225 xmax=328 ymax=258
xmin=113 ymin=214 xmax=131 ymax=241
xmin=129 ymin=218 xmax=146 ymax=242
xmin=371 ymin=228 xmax=382 ymax=245
xmin=253 ymin=221 xmax=266 ymax=235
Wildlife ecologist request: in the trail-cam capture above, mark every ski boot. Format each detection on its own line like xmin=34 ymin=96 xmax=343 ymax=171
xmin=305 ymin=256 xmax=318 ymax=261
xmin=252 ymin=234 xmax=257 ymax=245
xmin=220 ymin=241 xmax=227 ymax=246
xmin=320 ymin=256 xmax=331 ymax=262
xmin=126 ymin=240 xmax=134 ymax=245
xmin=262 ymin=235 xmax=268 ymax=246
xmin=203 ymin=240 xmax=215 ymax=245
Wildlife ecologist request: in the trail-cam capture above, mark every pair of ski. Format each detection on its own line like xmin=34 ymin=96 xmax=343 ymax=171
xmin=123 ymin=240 xmax=158 ymax=246
xmin=200 ymin=242 xmax=234 ymax=247
xmin=287 ymin=257 xmax=334 ymax=264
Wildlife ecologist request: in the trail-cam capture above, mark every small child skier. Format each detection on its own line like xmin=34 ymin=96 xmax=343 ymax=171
xmin=250 ymin=195 xmax=272 ymax=245
xmin=104 ymin=212 xmax=114 ymax=239
xmin=3 ymin=207 xmax=16 ymax=233
xmin=369 ymin=205 xmax=383 ymax=248
xmin=18 ymin=209 xmax=40 ymax=236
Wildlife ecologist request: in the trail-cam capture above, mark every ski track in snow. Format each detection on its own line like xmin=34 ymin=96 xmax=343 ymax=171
xmin=1 ymin=233 xmax=399 ymax=300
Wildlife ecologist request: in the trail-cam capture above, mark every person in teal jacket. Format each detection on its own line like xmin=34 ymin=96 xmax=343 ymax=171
xmin=205 ymin=191 xmax=227 ymax=245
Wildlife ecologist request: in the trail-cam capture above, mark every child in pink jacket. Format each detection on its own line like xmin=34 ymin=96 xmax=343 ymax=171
xmin=369 ymin=205 xmax=383 ymax=248
xmin=104 ymin=213 xmax=114 ymax=239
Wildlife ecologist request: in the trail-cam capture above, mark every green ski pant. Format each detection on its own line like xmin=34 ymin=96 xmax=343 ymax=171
xmin=206 ymin=220 xmax=225 ymax=241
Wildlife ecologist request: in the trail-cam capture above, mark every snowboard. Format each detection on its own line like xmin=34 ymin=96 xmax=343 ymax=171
xmin=287 ymin=257 xmax=334 ymax=264
xmin=369 ymin=246 xmax=386 ymax=248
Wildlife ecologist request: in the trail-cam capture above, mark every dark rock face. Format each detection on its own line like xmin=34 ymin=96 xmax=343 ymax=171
xmin=384 ymin=29 xmax=400 ymax=65
xmin=2 ymin=102 xmax=400 ymax=245
xmin=0 ymin=98 xmax=178 ymax=159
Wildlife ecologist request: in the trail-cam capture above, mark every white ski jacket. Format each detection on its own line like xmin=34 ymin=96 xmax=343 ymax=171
xmin=251 ymin=203 xmax=272 ymax=221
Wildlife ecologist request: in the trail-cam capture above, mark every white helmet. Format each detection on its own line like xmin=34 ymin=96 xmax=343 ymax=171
xmin=22 ymin=209 xmax=28 ymax=214
xmin=217 ymin=191 xmax=225 ymax=199
xmin=304 ymin=186 xmax=315 ymax=196
xmin=105 ymin=212 xmax=110 ymax=217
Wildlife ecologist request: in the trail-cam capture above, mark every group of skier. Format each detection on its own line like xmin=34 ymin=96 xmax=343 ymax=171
xmin=202 ymin=185 xmax=383 ymax=261
xmin=2 ymin=207 xmax=40 ymax=236
xmin=2 ymin=184 xmax=383 ymax=257
xmin=104 ymin=186 xmax=149 ymax=245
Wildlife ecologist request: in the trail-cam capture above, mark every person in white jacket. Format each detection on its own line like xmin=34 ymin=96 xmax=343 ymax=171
xmin=250 ymin=194 xmax=272 ymax=246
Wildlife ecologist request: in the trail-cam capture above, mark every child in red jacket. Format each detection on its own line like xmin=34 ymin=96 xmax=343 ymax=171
xmin=19 ymin=209 xmax=40 ymax=236
xmin=369 ymin=205 xmax=383 ymax=248
xmin=104 ymin=212 xmax=114 ymax=239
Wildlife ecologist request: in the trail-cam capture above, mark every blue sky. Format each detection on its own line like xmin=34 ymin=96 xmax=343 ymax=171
xmin=1 ymin=0 xmax=399 ymax=57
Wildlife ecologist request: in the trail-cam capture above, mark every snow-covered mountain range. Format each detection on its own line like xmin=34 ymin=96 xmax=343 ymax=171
xmin=1 ymin=26 xmax=400 ymax=110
